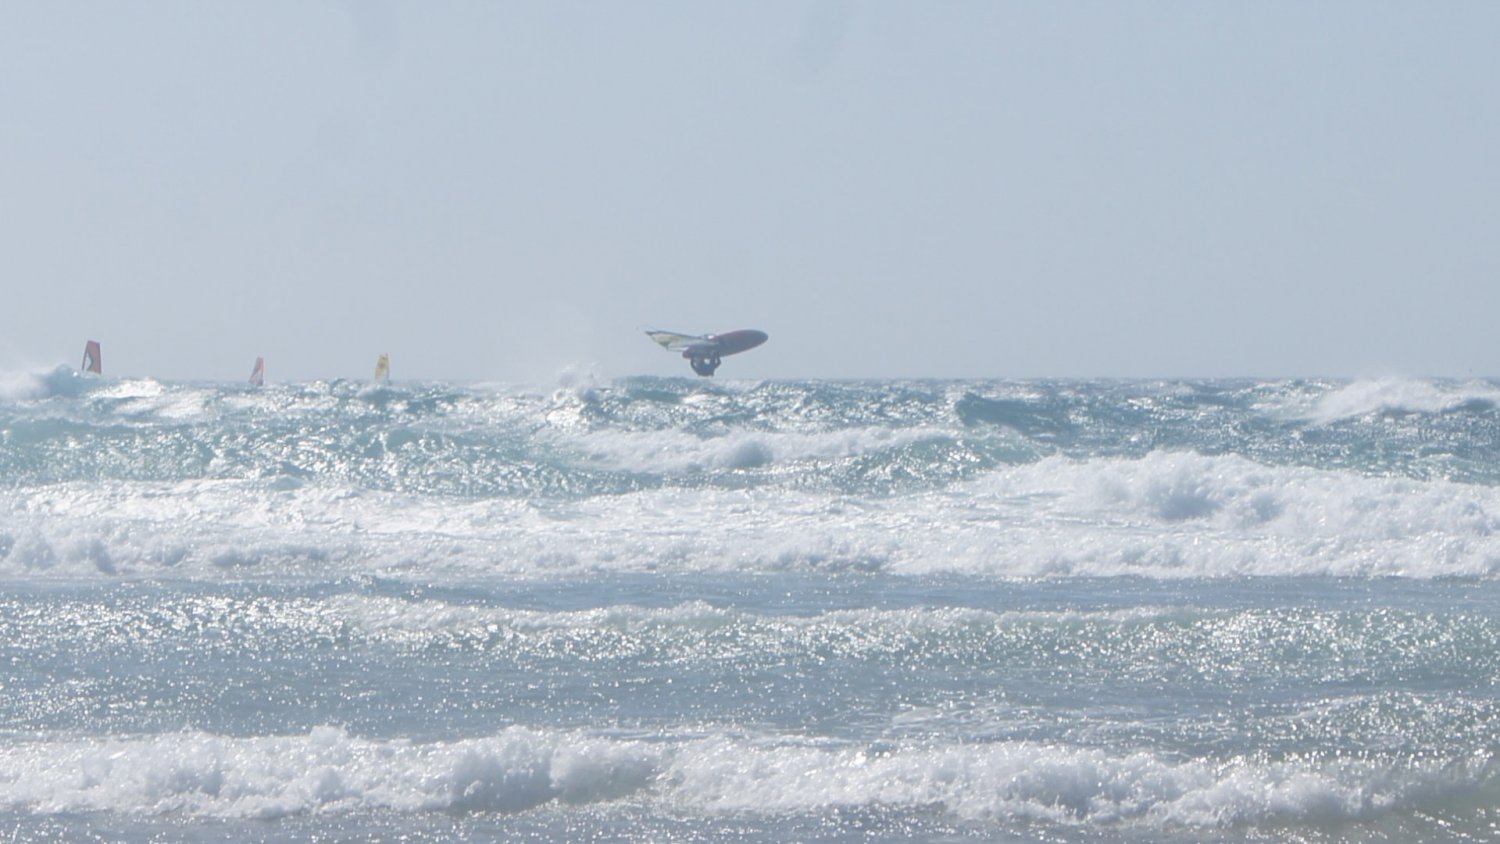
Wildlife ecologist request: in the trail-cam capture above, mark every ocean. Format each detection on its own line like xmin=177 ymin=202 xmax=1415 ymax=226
xmin=1 ymin=370 xmax=1498 ymax=842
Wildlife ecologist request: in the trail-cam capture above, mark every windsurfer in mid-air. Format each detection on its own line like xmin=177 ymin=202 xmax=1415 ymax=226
xmin=646 ymin=329 xmax=768 ymax=377
xmin=689 ymin=354 xmax=722 ymax=376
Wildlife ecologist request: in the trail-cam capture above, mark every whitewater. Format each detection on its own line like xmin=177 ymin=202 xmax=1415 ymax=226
xmin=2 ymin=371 xmax=1498 ymax=841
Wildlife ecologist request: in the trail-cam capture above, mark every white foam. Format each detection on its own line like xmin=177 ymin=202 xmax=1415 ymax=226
xmin=551 ymin=362 xmax=607 ymax=404
xmin=0 ymin=727 xmax=1487 ymax=825
xmin=0 ymin=370 xmax=51 ymax=401
xmin=0 ymin=365 xmax=110 ymax=400
xmin=0 ymin=726 xmax=661 ymax=819
xmin=666 ymin=736 xmax=1462 ymax=825
xmin=958 ymin=450 xmax=1500 ymax=577
xmin=4 ymin=449 xmax=1500 ymax=580
xmin=0 ymin=375 xmax=217 ymax=422
xmin=1301 ymin=377 xmax=1500 ymax=424
xmin=89 ymin=378 xmax=167 ymax=401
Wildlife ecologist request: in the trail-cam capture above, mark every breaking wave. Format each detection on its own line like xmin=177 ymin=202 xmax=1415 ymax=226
xmin=0 ymin=726 xmax=1490 ymax=827
xmin=4 ymin=449 xmax=1500 ymax=579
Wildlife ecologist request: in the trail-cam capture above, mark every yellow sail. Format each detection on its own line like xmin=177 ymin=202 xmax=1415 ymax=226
xmin=374 ymin=353 xmax=390 ymax=383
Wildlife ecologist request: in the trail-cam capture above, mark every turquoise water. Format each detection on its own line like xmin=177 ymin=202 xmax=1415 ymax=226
xmin=2 ymin=373 xmax=1498 ymax=841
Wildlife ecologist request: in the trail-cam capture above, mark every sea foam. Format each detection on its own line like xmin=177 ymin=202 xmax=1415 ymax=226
xmin=0 ymin=727 xmax=1488 ymax=826
xmin=1301 ymin=377 xmax=1500 ymax=424
xmin=5 ymin=448 xmax=1500 ymax=579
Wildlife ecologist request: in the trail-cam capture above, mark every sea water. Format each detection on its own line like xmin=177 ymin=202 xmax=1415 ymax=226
xmin=1 ymin=372 xmax=1498 ymax=842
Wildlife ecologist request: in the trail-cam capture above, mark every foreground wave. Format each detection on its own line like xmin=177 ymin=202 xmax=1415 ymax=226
xmin=3 ymin=725 xmax=1492 ymax=828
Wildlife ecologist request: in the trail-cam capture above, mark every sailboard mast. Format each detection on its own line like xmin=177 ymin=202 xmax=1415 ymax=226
xmin=82 ymin=340 xmax=102 ymax=374
xmin=249 ymin=357 xmax=265 ymax=387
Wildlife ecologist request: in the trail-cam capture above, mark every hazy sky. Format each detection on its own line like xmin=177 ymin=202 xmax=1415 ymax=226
xmin=2 ymin=2 xmax=1496 ymax=382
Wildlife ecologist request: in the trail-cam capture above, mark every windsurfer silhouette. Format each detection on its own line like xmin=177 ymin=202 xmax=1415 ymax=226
xmin=689 ymin=354 xmax=722 ymax=376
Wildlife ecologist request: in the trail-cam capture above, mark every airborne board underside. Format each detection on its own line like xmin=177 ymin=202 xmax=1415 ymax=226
xmin=646 ymin=329 xmax=768 ymax=357
xmin=645 ymin=329 xmax=768 ymax=377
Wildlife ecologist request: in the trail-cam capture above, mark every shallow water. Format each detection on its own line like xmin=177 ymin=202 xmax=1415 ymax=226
xmin=2 ymin=374 xmax=1498 ymax=841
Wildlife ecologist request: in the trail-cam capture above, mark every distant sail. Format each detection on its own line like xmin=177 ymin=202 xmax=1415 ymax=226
xmin=249 ymin=357 xmax=265 ymax=387
xmin=82 ymin=340 xmax=102 ymax=374
xmin=374 ymin=353 xmax=390 ymax=383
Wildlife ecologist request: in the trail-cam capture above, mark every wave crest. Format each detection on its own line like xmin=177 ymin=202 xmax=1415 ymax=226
xmin=0 ymin=727 xmax=1489 ymax=826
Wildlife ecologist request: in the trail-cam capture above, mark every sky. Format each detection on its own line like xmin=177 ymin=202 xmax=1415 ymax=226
xmin=1 ymin=2 xmax=1497 ymax=382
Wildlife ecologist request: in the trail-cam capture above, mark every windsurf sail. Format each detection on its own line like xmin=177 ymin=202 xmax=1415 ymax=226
xmin=645 ymin=328 xmax=768 ymax=377
xmin=646 ymin=330 xmax=710 ymax=353
xmin=82 ymin=340 xmax=102 ymax=374
xmin=249 ymin=357 xmax=264 ymax=387
xmin=374 ymin=353 xmax=390 ymax=383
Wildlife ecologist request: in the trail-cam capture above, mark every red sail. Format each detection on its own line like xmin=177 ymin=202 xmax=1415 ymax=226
xmin=249 ymin=357 xmax=265 ymax=387
xmin=82 ymin=340 xmax=102 ymax=374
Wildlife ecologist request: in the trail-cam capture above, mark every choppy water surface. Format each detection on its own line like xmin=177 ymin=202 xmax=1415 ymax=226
xmin=2 ymin=373 xmax=1499 ymax=841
